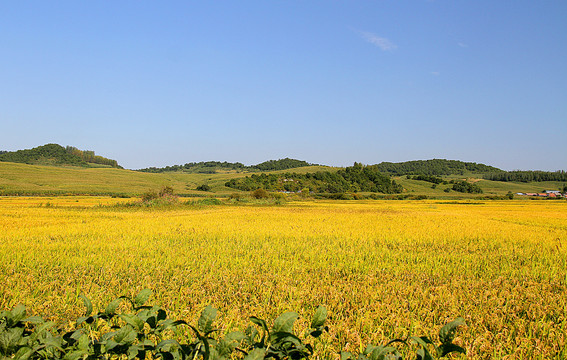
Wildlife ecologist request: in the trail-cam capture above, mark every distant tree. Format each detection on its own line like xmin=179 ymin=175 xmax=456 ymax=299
xmin=159 ymin=185 xmax=174 ymax=197
xmin=452 ymin=180 xmax=483 ymax=194
xmin=196 ymin=184 xmax=211 ymax=191
xmin=252 ymin=188 xmax=269 ymax=199
xmin=484 ymin=170 xmax=567 ymax=182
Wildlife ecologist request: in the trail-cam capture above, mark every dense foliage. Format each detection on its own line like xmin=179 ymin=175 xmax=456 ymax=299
xmin=139 ymin=161 xmax=246 ymax=173
xmin=65 ymin=146 xmax=121 ymax=168
xmin=253 ymin=159 xmax=313 ymax=171
xmin=0 ymin=144 xmax=121 ymax=168
xmin=137 ymin=158 xmax=314 ymax=173
xmin=483 ymin=170 xmax=567 ymax=182
xmin=374 ymin=159 xmax=502 ymax=176
xmin=409 ymin=175 xmax=446 ymax=184
xmin=225 ymin=163 xmax=403 ymax=194
xmin=451 ymin=180 xmax=483 ymax=194
xmin=0 ymin=290 xmax=466 ymax=360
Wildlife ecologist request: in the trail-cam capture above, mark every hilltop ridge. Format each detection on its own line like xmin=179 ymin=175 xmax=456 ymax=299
xmin=0 ymin=144 xmax=122 ymax=168
xmin=137 ymin=158 xmax=316 ymax=173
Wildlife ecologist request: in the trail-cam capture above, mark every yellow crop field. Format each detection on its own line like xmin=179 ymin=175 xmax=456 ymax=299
xmin=0 ymin=197 xmax=566 ymax=359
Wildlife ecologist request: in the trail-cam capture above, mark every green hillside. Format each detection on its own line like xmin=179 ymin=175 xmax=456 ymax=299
xmin=0 ymin=144 xmax=122 ymax=168
xmin=138 ymin=158 xmax=316 ymax=173
xmin=0 ymin=144 xmax=565 ymax=199
xmin=374 ymin=159 xmax=502 ymax=175
xmin=1 ymin=161 xmax=565 ymax=199
xmin=394 ymin=176 xmax=566 ymax=199
xmin=226 ymin=163 xmax=403 ymax=194
xmin=0 ymin=161 xmax=331 ymax=197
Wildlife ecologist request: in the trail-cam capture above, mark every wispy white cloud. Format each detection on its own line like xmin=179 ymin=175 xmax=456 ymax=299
xmin=358 ymin=30 xmax=397 ymax=51
xmin=430 ymin=71 xmax=440 ymax=76
xmin=458 ymin=42 xmax=468 ymax=48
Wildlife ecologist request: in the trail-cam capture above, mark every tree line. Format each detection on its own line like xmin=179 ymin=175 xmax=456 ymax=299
xmin=483 ymin=170 xmax=567 ymax=182
xmin=138 ymin=158 xmax=314 ymax=173
xmin=374 ymin=159 xmax=502 ymax=176
xmin=0 ymin=144 xmax=122 ymax=168
xmin=225 ymin=163 xmax=403 ymax=194
xmin=65 ymin=146 xmax=121 ymax=168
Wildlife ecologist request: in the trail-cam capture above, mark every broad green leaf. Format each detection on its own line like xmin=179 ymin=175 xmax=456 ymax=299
xmin=77 ymin=334 xmax=90 ymax=351
xmin=249 ymin=317 xmax=268 ymax=332
xmin=0 ymin=327 xmax=24 ymax=353
xmin=243 ymin=348 xmax=265 ymax=360
xmin=10 ymin=304 xmax=27 ymax=325
xmin=198 ymin=305 xmax=217 ymax=333
xmin=42 ymin=336 xmax=64 ymax=352
xmin=272 ymin=311 xmax=299 ymax=334
xmin=22 ymin=316 xmax=44 ymax=325
xmin=63 ymin=350 xmax=88 ymax=360
xmin=105 ymin=298 xmax=122 ymax=316
xmin=437 ymin=343 xmax=466 ymax=357
xmin=340 ymin=351 xmax=353 ymax=360
xmin=368 ymin=346 xmax=399 ymax=360
xmin=438 ymin=317 xmax=465 ymax=345
xmin=70 ymin=330 xmax=85 ymax=341
xmin=128 ymin=344 xmax=143 ymax=360
xmin=30 ymin=321 xmax=56 ymax=341
xmin=120 ymin=314 xmax=145 ymax=332
xmin=13 ymin=346 xmax=34 ymax=360
xmin=134 ymin=289 xmax=152 ymax=307
xmin=363 ymin=344 xmax=377 ymax=355
xmin=114 ymin=325 xmax=137 ymax=345
xmin=416 ymin=348 xmax=431 ymax=360
xmin=269 ymin=331 xmax=302 ymax=346
xmin=410 ymin=337 xmax=433 ymax=360
xmin=218 ymin=331 xmax=245 ymax=356
xmin=156 ymin=339 xmax=179 ymax=351
xmin=208 ymin=347 xmax=223 ymax=360
xmin=78 ymin=295 xmax=93 ymax=317
xmin=105 ymin=339 xmax=119 ymax=352
xmin=310 ymin=305 xmax=327 ymax=328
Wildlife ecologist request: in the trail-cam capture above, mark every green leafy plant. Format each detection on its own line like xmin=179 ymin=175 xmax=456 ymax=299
xmin=0 ymin=291 xmax=466 ymax=360
xmin=340 ymin=318 xmax=466 ymax=360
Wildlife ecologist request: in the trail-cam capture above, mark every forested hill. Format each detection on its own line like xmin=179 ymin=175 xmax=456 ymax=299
xmin=137 ymin=158 xmax=315 ymax=173
xmin=0 ymin=144 xmax=122 ymax=168
xmin=374 ymin=159 xmax=502 ymax=176
xmin=225 ymin=163 xmax=403 ymax=194
xmin=483 ymin=170 xmax=567 ymax=182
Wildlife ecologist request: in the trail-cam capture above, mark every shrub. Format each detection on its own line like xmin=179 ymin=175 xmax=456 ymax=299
xmin=270 ymin=192 xmax=286 ymax=200
xmin=452 ymin=180 xmax=483 ymax=194
xmin=196 ymin=184 xmax=212 ymax=192
xmin=229 ymin=193 xmax=243 ymax=200
xmin=197 ymin=197 xmax=222 ymax=206
xmin=252 ymin=188 xmax=269 ymax=199
xmin=140 ymin=186 xmax=178 ymax=206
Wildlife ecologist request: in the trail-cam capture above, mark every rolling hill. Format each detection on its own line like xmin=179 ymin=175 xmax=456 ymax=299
xmin=0 ymin=144 xmax=122 ymax=168
xmin=0 ymin=144 xmax=565 ymax=198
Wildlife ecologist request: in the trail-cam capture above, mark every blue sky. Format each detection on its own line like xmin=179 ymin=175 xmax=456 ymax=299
xmin=1 ymin=1 xmax=566 ymax=170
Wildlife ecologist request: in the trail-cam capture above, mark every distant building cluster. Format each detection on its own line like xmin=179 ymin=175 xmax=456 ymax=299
xmin=515 ymin=190 xmax=566 ymax=198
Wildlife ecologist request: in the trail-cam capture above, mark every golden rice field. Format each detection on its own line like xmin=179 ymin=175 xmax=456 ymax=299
xmin=0 ymin=197 xmax=566 ymax=359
